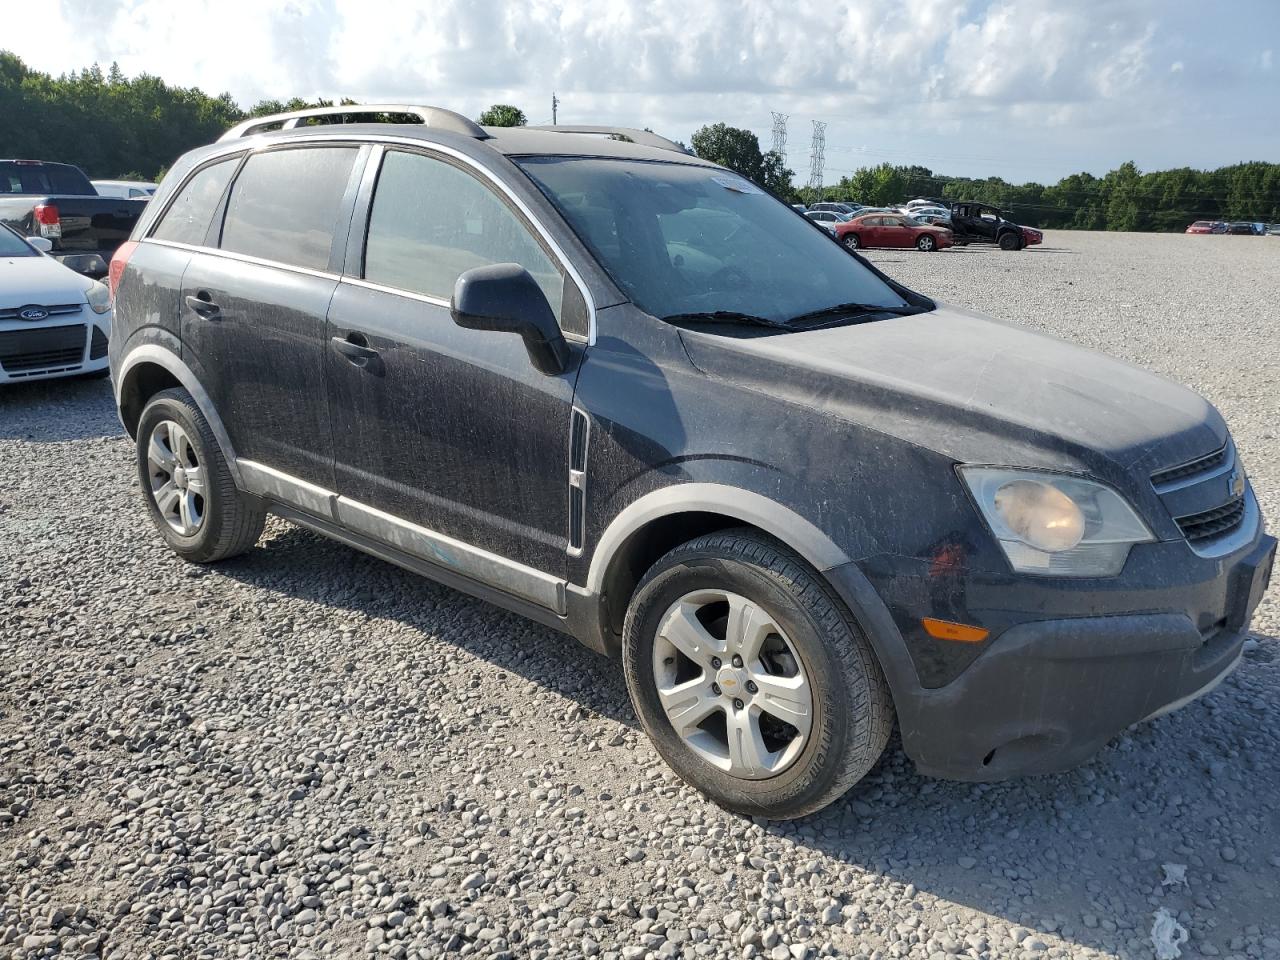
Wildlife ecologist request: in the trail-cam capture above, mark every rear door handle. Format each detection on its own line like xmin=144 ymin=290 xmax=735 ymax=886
xmin=185 ymin=293 xmax=221 ymax=320
xmin=331 ymin=333 xmax=381 ymax=369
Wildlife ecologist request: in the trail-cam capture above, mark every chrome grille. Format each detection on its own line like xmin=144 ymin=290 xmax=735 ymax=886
xmin=1151 ymin=440 xmax=1247 ymax=547
xmin=0 ymin=302 xmax=83 ymax=321
xmin=1177 ymin=497 xmax=1246 ymax=542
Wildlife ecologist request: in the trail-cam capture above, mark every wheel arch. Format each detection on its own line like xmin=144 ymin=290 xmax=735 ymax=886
xmin=116 ymin=343 xmax=243 ymax=486
xmin=582 ymin=484 xmax=855 ymax=654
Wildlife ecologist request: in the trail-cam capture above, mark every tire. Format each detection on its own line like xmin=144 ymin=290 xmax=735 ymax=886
xmin=916 ymin=234 xmax=936 ymax=252
xmin=999 ymin=232 xmax=1021 ymax=251
xmin=622 ymin=528 xmax=893 ymax=819
xmin=135 ymin=387 xmax=265 ymax=563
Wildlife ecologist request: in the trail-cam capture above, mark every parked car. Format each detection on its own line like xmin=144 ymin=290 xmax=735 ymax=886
xmin=834 ymin=213 xmax=953 ymax=251
xmin=1185 ymin=221 xmax=1225 ymax=234
xmin=0 ymin=160 xmax=148 ymax=278
xmin=0 ymin=224 xmax=112 ymax=384
xmin=1267 ymin=223 xmax=1280 ymax=236
xmin=1225 ymin=222 xmax=1259 ymax=235
xmin=110 ymin=104 xmax=1274 ymax=819
xmin=804 ymin=210 xmax=851 ymax=231
xmin=908 ymin=212 xmax=951 ymax=227
xmin=92 ymin=179 xmax=158 ymax=200
xmin=948 ymin=201 xmax=1040 ymax=250
xmin=790 ymin=203 xmax=807 ymax=213
xmin=905 ymin=197 xmax=950 ymax=210
xmin=809 ymin=201 xmax=861 ymax=216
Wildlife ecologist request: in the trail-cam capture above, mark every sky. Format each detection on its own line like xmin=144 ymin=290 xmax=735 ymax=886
xmin=7 ymin=0 xmax=1278 ymax=184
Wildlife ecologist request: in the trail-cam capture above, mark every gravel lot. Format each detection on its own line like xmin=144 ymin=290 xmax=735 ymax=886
xmin=2 ymin=231 xmax=1278 ymax=960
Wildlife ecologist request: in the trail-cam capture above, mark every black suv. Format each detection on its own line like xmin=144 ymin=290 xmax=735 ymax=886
xmin=109 ymin=105 xmax=1274 ymax=819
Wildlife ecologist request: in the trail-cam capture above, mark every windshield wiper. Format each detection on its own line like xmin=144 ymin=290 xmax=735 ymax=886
xmin=662 ymin=311 xmax=795 ymax=331
xmin=787 ymin=301 xmax=931 ymax=327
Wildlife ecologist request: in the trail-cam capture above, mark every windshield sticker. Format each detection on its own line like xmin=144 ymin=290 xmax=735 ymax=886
xmin=711 ymin=175 xmax=764 ymax=195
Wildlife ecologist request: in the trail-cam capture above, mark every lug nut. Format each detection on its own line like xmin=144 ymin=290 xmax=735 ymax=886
xmin=733 ymin=698 xmax=745 ymax=710
xmin=746 ymin=680 xmax=758 ymax=694
xmin=710 ymin=657 xmax=722 ymax=669
xmin=711 ymin=683 xmax=722 ymax=696
xmin=731 ymin=655 xmax=743 ymax=668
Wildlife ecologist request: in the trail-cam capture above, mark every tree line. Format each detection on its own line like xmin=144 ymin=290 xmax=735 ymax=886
xmin=3 ymin=52 xmax=1275 ymax=230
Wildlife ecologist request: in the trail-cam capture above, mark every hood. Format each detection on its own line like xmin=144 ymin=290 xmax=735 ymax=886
xmin=679 ymin=303 xmax=1224 ymax=480
xmin=0 ymin=255 xmax=93 ymax=310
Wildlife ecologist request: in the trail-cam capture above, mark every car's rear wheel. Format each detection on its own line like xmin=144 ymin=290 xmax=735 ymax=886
xmin=999 ymin=232 xmax=1022 ymax=251
xmin=842 ymin=234 xmax=860 ymax=251
xmin=622 ymin=529 xmax=893 ymax=819
xmin=136 ymin=388 xmax=265 ymax=563
xmin=916 ymin=234 xmax=936 ymax=252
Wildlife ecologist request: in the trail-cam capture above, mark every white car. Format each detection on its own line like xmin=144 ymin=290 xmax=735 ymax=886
xmin=92 ymin=179 xmax=158 ymax=200
xmin=0 ymin=226 xmax=112 ymax=383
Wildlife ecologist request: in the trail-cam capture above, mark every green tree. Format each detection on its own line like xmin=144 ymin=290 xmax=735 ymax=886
xmin=690 ymin=123 xmax=794 ymax=197
xmin=478 ymin=104 xmax=526 ymax=127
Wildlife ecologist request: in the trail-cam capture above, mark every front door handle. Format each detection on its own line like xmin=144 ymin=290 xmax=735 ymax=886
xmin=331 ymin=333 xmax=382 ymax=371
xmin=185 ymin=293 xmax=221 ymax=320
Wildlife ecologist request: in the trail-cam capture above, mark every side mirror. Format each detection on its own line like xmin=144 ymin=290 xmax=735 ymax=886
xmin=28 ymin=236 xmax=53 ymax=254
xmin=451 ymin=263 xmax=571 ymax=376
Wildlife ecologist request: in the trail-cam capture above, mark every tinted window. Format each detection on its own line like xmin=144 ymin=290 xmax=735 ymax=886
xmin=221 ymin=147 xmax=357 ymax=271
xmin=0 ymin=161 xmax=94 ymax=196
xmin=152 ymin=159 xmax=238 ymax=246
xmin=363 ymin=150 xmax=564 ymax=317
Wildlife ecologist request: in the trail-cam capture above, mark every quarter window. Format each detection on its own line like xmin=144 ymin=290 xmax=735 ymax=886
xmin=220 ymin=147 xmax=358 ymax=271
xmin=151 ymin=158 xmax=238 ymax=246
xmin=363 ymin=150 xmax=564 ymax=318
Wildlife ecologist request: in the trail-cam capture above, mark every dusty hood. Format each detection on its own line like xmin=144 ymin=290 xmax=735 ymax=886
xmin=678 ymin=303 xmax=1225 ymax=477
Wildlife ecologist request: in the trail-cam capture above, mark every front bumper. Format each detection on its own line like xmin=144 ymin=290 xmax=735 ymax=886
xmin=0 ymin=310 xmax=111 ymax=383
xmin=837 ymin=528 xmax=1274 ymax=782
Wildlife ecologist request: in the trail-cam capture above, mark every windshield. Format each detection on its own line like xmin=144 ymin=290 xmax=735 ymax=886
xmin=518 ymin=157 xmax=910 ymax=323
xmin=0 ymin=226 xmax=38 ymax=257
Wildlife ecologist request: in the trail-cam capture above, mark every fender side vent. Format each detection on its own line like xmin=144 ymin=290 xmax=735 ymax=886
xmin=568 ymin=407 xmax=589 ymax=555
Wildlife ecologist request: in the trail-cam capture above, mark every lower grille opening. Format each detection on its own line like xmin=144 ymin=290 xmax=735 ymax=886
xmin=89 ymin=326 xmax=109 ymax=360
xmin=0 ymin=324 xmax=86 ymax=373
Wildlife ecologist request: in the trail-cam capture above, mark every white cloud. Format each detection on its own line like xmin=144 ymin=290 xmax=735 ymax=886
xmin=7 ymin=0 xmax=1275 ymax=181
xmin=1263 ymin=49 xmax=1274 ymax=71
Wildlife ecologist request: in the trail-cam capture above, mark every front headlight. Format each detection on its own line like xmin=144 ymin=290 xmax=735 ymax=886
xmin=85 ymin=280 xmax=112 ymax=315
xmin=960 ymin=467 xmax=1154 ymax=577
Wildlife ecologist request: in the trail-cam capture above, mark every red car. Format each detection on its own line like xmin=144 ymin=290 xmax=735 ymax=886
xmin=1185 ymin=221 xmax=1226 ymax=234
xmin=835 ymin=213 xmax=953 ymax=252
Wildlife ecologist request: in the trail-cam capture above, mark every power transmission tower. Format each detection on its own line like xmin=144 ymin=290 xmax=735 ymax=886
xmin=552 ymin=92 xmax=559 ymax=125
xmin=770 ymin=111 xmax=788 ymax=164
xmin=807 ymin=121 xmax=827 ymax=197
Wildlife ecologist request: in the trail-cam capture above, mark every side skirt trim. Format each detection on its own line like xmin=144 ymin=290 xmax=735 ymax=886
xmin=273 ymin=504 xmax=572 ymax=634
xmin=238 ymin=459 xmax=567 ymax=615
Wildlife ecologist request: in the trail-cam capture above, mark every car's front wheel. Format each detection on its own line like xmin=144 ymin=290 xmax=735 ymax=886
xmin=136 ymin=388 xmax=265 ymax=563
xmin=999 ymin=232 xmax=1022 ymax=250
xmin=842 ymin=233 xmax=860 ymax=251
xmin=916 ymin=234 xmax=937 ymax=252
xmin=622 ymin=529 xmax=893 ymax=819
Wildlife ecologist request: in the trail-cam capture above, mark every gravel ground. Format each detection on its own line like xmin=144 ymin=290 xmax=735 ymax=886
xmin=2 ymin=231 xmax=1278 ymax=960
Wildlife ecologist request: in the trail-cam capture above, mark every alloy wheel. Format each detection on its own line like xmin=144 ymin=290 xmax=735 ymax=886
xmin=651 ymin=590 xmax=813 ymax=779
xmin=147 ymin=419 xmax=205 ymax=536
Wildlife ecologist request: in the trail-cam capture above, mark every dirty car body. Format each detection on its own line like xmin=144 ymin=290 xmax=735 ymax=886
xmin=108 ymin=107 xmax=1274 ymax=814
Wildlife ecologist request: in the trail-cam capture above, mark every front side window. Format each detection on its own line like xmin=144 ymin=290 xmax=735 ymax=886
xmin=363 ymin=150 xmax=564 ymax=317
xmin=151 ymin=158 xmax=238 ymax=246
xmin=520 ymin=157 xmax=909 ymax=324
xmin=220 ymin=147 xmax=358 ymax=271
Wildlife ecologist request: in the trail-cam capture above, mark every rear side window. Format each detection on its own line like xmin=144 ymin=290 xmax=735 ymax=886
xmin=151 ymin=159 xmax=238 ymax=246
xmin=220 ymin=147 xmax=358 ymax=271
xmin=363 ymin=150 xmax=564 ymax=318
xmin=0 ymin=161 xmax=94 ymax=195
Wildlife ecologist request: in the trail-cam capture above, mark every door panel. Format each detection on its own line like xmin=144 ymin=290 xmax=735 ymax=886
xmin=180 ymin=252 xmax=338 ymax=486
xmin=326 ymin=282 xmax=577 ymax=574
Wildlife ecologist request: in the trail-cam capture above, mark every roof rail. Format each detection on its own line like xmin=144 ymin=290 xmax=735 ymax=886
xmin=526 ymin=125 xmax=690 ymax=155
xmin=218 ymin=104 xmax=489 ymax=142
